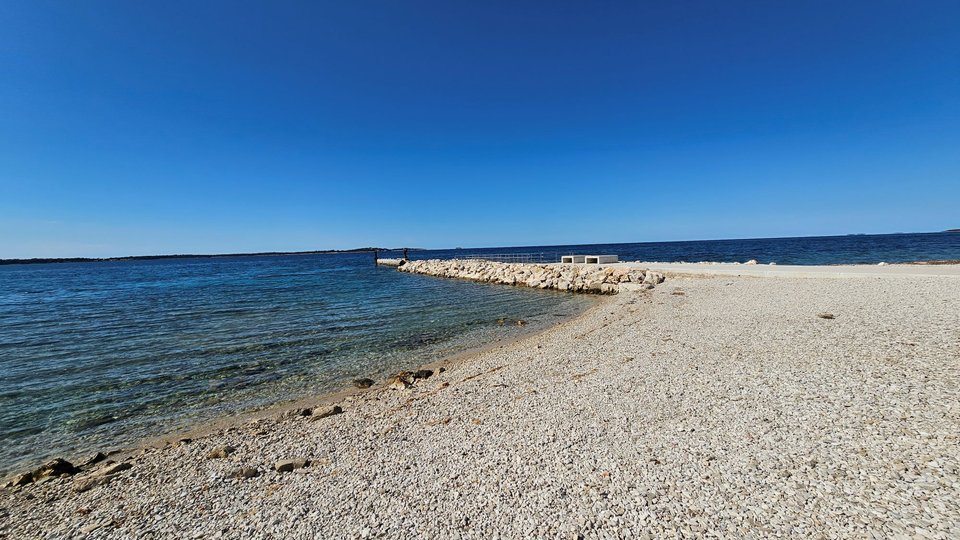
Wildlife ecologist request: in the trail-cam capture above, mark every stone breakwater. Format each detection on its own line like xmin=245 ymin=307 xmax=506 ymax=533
xmin=398 ymin=259 xmax=664 ymax=294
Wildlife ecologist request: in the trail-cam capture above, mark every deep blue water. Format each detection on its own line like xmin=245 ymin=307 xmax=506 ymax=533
xmin=1 ymin=232 xmax=958 ymax=475
xmin=409 ymin=232 xmax=960 ymax=265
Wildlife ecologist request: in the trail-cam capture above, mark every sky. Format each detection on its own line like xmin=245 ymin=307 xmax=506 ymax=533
xmin=1 ymin=1 xmax=958 ymax=258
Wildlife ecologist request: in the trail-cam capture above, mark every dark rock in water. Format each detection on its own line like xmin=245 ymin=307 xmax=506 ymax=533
xmin=353 ymin=378 xmax=375 ymax=389
xmin=78 ymin=452 xmax=107 ymax=468
xmin=412 ymin=369 xmax=434 ymax=380
xmin=275 ymin=458 xmax=310 ymax=473
xmin=33 ymin=458 xmax=78 ymax=481
xmin=206 ymin=445 xmax=236 ymax=459
xmin=229 ymin=467 xmax=259 ymax=479
xmin=310 ymin=405 xmax=343 ymax=420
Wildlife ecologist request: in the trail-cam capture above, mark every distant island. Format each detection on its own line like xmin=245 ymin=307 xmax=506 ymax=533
xmin=0 ymin=247 xmax=423 ymax=266
xmin=946 ymin=229 xmax=960 ymax=233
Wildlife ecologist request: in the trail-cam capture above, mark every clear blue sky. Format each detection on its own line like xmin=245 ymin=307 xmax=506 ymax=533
xmin=1 ymin=1 xmax=958 ymax=258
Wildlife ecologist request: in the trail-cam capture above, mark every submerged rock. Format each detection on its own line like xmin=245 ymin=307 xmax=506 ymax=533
xmin=353 ymin=378 xmax=375 ymax=389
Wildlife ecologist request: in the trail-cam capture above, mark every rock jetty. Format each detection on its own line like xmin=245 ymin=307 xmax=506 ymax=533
xmin=398 ymin=259 xmax=663 ymax=294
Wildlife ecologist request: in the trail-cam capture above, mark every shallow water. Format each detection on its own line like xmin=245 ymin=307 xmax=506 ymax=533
xmin=0 ymin=254 xmax=594 ymax=474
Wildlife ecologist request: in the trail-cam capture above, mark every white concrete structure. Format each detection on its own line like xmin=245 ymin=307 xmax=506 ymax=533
xmin=560 ymin=255 xmax=586 ymax=263
xmin=585 ymin=255 xmax=619 ymax=264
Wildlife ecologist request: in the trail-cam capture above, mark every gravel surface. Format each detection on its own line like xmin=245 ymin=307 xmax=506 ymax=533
xmin=2 ymin=274 xmax=959 ymax=539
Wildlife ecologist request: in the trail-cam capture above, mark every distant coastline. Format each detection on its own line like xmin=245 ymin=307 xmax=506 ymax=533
xmin=0 ymin=248 xmax=424 ymax=266
xmin=4 ymin=230 xmax=959 ymax=267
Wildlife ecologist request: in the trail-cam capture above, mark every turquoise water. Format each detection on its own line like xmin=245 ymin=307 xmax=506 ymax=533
xmin=0 ymin=254 xmax=594 ymax=474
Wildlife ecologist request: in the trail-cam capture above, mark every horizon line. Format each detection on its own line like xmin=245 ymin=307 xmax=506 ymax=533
xmin=2 ymin=229 xmax=955 ymax=265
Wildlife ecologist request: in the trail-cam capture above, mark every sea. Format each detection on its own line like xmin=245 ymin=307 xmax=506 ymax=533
xmin=1 ymin=232 xmax=958 ymax=475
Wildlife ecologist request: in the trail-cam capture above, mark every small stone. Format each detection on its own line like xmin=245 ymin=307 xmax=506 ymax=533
xmin=206 ymin=446 xmax=236 ymax=459
xmin=97 ymin=462 xmax=132 ymax=476
xmin=275 ymin=458 xmax=310 ymax=473
xmin=229 ymin=467 xmax=260 ymax=479
xmin=310 ymin=405 xmax=343 ymax=420
xmin=282 ymin=407 xmax=312 ymax=418
xmin=818 ymin=313 xmax=835 ymax=319
xmin=73 ymin=475 xmax=113 ymax=493
xmin=412 ymin=369 xmax=434 ymax=380
xmin=353 ymin=378 xmax=375 ymax=389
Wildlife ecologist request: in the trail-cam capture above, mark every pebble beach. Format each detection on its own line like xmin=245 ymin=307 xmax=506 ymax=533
xmin=3 ymin=265 xmax=959 ymax=539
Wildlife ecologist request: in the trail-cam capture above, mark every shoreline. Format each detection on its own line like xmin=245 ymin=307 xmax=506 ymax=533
xmin=124 ymin=292 xmax=609 ymax=465
xmin=4 ymin=261 xmax=957 ymax=476
xmin=1 ymin=286 xmax=606 ymax=482
xmin=3 ymin=264 xmax=959 ymax=538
